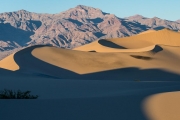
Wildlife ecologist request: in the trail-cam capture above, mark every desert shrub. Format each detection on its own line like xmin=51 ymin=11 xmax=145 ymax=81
xmin=0 ymin=89 xmax=38 ymax=99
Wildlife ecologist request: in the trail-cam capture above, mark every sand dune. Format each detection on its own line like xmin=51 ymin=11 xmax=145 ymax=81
xmin=0 ymin=44 xmax=175 ymax=77
xmin=74 ymin=39 xmax=157 ymax=53
xmin=109 ymin=28 xmax=180 ymax=46
xmin=1 ymin=28 xmax=180 ymax=120
xmin=1 ymin=29 xmax=180 ymax=77
xmin=144 ymin=91 xmax=180 ymax=120
xmin=0 ymin=44 xmax=178 ymax=80
xmin=0 ymin=53 xmax=19 ymax=71
xmin=75 ymin=29 xmax=180 ymax=52
xmin=74 ymin=39 xmax=154 ymax=52
xmin=31 ymin=44 xmax=180 ymax=76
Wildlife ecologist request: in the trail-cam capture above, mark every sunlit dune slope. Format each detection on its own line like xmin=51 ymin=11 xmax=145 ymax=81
xmin=73 ymin=39 xmax=161 ymax=53
xmin=74 ymin=29 xmax=180 ymax=52
xmin=144 ymin=91 xmax=180 ymax=120
xmin=110 ymin=29 xmax=180 ymax=46
xmin=0 ymin=44 xmax=180 ymax=77
xmin=31 ymin=45 xmax=180 ymax=75
xmin=0 ymin=53 xmax=19 ymax=71
xmin=1 ymin=28 xmax=180 ymax=79
xmin=1 ymin=28 xmax=180 ymax=120
xmin=32 ymin=46 xmax=153 ymax=74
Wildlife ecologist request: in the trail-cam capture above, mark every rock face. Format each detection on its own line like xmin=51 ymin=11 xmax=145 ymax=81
xmin=125 ymin=15 xmax=180 ymax=31
xmin=177 ymin=20 xmax=180 ymax=23
xmin=0 ymin=5 xmax=180 ymax=59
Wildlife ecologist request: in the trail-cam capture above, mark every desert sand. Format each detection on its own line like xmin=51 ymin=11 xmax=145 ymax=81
xmin=1 ymin=28 xmax=180 ymax=120
xmin=144 ymin=91 xmax=180 ymax=120
xmin=0 ymin=53 xmax=19 ymax=71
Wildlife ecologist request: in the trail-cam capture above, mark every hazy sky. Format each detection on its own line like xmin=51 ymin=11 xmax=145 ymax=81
xmin=0 ymin=0 xmax=179 ymax=21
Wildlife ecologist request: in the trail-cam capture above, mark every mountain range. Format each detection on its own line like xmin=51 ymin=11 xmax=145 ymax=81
xmin=0 ymin=5 xmax=180 ymax=59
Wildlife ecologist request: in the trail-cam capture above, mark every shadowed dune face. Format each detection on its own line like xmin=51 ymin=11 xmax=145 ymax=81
xmin=75 ymin=29 xmax=180 ymax=53
xmin=74 ymin=40 xmax=161 ymax=53
xmin=109 ymin=29 xmax=180 ymax=47
xmin=151 ymin=45 xmax=163 ymax=53
xmin=1 ymin=28 xmax=180 ymax=120
xmin=98 ymin=39 xmax=126 ymax=49
xmin=1 ymin=28 xmax=180 ymax=80
xmin=130 ymin=55 xmax=152 ymax=60
xmin=0 ymin=44 xmax=175 ymax=80
xmin=88 ymin=50 xmax=96 ymax=52
xmin=31 ymin=46 xmax=167 ymax=75
xmin=74 ymin=39 xmax=155 ymax=52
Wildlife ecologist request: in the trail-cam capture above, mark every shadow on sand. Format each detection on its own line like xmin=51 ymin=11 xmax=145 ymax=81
xmin=98 ymin=39 xmax=126 ymax=49
xmin=1 ymin=45 xmax=180 ymax=120
xmin=12 ymin=45 xmax=180 ymax=81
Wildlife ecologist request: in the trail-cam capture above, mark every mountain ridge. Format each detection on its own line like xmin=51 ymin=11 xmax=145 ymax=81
xmin=0 ymin=5 xmax=180 ymax=60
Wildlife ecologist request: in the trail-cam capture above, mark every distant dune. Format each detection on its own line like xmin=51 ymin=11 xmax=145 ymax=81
xmin=1 ymin=28 xmax=180 ymax=78
xmin=1 ymin=28 xmax=180 ymax=120
xmin=75 ymin=29 xmax=180 ymax=51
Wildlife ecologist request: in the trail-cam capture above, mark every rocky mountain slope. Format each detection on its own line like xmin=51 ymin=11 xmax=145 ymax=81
xmin=177 ymin=20 xmax=180 ymax=23
xmin=125 ymin=14 xmax=180 ymax=31
xmin=0 ymin=5 xmax=180 ymax=59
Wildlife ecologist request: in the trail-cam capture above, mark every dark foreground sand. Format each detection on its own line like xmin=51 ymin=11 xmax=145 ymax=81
xmin=1 ymin=74 xmax=180 ymax=120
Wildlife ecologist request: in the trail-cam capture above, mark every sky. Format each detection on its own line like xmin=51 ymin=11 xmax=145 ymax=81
xmin=0 ymin=0 xmax=180 ymax=21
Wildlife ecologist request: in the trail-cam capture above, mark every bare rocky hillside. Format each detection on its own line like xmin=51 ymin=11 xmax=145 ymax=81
xmin=0 ymin=5 xmax=180 ymax=59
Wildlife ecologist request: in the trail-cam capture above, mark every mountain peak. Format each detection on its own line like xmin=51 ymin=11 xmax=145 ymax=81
xmin=1 ymin=5 xmax=180 ymax=61
xmin=59 ymin=5 xmax=107 ymax=19
xmin=76 ymin=5 xmax=92 ymax=9
xmin=125 ymin=14 xmax=146 ymax=20
xmin=152 ymin=16 xmax=161 ymax=20
xmin=75 ymin=5 xmax=101 ymax=11
xmin=176 ymin=20 xmax=180 ymax=23
xmin=17 ymin=9 xmax=30 ymax=13
xmin=133 ymin=14 xmax=144 ymax=17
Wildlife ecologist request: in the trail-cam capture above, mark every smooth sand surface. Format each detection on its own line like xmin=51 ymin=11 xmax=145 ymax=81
xmin=75 ymin=29 xmax=180 ymax=52
xmin=144 ymin=91 xmax=180 ymax=120
xmin=109 ymin=29 xmax=180 ymax=46
xmin=74 ymin=39 xmax=155 ymax=52
xmin=1 ymin=75 xmax=180 ymax=120
xmin=22 ymin=44 xmax=180 ymax=76
xmin=0 ymin=53 xmax=19 ymax=71
xmin=32 ymin=46 xmax=158 ymax=74
xmin=31 ymin=45 xmax=180 ymax=75
xmin=1 ymin=28 xmax=180 ymax=120
xmin=1 ymin=29 xmax=180 ymax=76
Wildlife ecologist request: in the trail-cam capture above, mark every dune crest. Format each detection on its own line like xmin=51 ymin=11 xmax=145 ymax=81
xmin=108 ymin=29 xmax=180 ymax=46
xmin=75 ymin=29 xmax=180 ymax=53
xmin=74 ymin=40 xmax=157 ymax=53
xmin=138 ymin=29 xmax=156 ymax=35
xmin=31 ymin=46 xmax=133 ymax=74
xmin=1 ymin=29 xmax=180 ymax=77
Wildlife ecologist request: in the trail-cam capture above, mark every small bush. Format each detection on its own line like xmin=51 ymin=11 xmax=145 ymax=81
xmin=0 ymin=89 xmax=38 ymax=99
